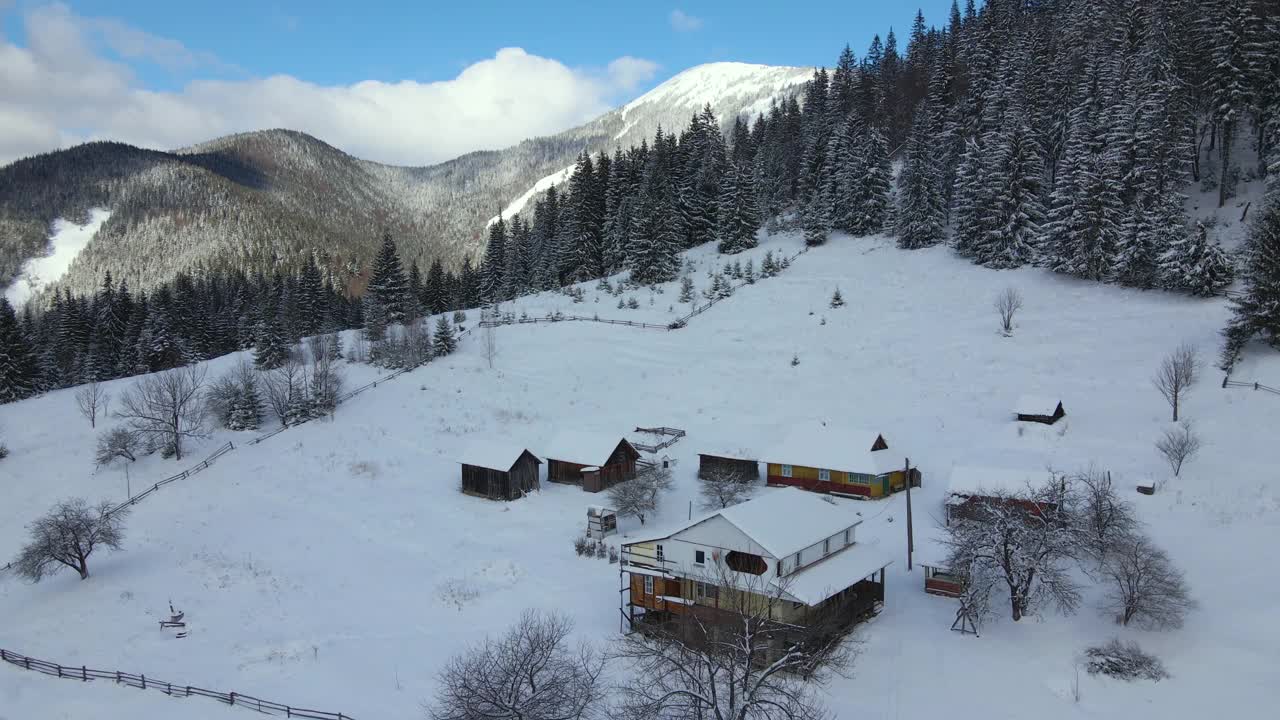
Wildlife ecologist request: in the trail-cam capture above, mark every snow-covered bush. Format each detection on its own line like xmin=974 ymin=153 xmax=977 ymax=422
xmin=1084 ymin=639 xmax=1168 ymax=681
xmin=95 ymin=427 xmax=141 ymax=467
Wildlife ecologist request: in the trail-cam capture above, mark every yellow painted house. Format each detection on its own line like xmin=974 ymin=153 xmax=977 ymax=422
xmin=764 ymin=424 xmax=915 ymax=498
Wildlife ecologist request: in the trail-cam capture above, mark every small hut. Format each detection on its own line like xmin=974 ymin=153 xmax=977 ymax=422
xmin=697 ymin=451 xmax=760 ymax=481
xmin=1014 ymin=395 xmax=1065 ymax=425
xmin=543 ymin=432 xmax=641 ymax=493
xmin=459 ymin=442 xmax=541 ymax=501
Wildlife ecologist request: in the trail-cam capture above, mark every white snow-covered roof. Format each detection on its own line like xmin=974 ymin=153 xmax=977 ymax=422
xmin=914 ymin=525 xmax=952 ymax=568
xmin=765 ymin=423 xmax=898 ymax=476
xmin=698 ymin=448 xmax=758 ymax=461
xmin=542 ymin=430 xmax=630 ymax=466
xmin=947 ymin=464 xmax=1050 ymax=498
xmin=622 ymin=488 xmax=863 ymax=560
xmin=774 ymin=544 xmax=894 ymax=606
xmin=1015 ymin=395 xmax=1062 ymax=415
xmin=458 ymin=441 xmax=539 ymax=471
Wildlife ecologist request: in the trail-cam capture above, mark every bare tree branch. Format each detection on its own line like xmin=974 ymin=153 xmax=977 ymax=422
xmin=75 ymin=382 xmax=110 ymax=429
xmin=1102 ymin=534 xmax=1195 ymax=629
xmin=1152 ymin=343 xmax=1198 ymax=422
xmin=994 ymin=287 xmax=1023 ymax=336
xmin=115 ymin=365 xmax=208 ymax=461
xmin=1155 ymin=421 xmax=1201 ymax=478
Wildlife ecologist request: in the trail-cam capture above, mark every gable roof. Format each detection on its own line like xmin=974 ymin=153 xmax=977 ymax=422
xmin=542 ymin=431 xmax=635 ymax=466
xmin=764 ymin=423 xmax=898 ymax=476
xmin=1014 ymin=395 xmax=1062 ymax=415
xmin=623 ymin=487 xmax=863 ymax=560
xmin=947 ymin=464 xmax=1051 ymax=498
xmin=459 ymin=441 xmax=540 ymax=471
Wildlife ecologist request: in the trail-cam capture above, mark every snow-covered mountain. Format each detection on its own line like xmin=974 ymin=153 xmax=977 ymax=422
xmin=0 ymin=62 xmax=809 ymax=301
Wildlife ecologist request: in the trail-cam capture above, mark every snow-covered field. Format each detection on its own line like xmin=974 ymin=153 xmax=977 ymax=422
xmin=4 ymin=208 xmax=111 ymax=307
xmin=2 ymin=231 xmax=1278 ymax=719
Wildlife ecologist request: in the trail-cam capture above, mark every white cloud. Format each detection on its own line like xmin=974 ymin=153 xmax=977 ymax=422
xmin=669 ymin=9 xmax=703 ymax=33
xmin=0 ymin=4 xmax=659 ymax=167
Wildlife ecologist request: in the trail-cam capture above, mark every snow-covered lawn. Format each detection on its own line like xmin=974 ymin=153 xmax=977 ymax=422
xmin=2 ymin=231 xmax=1277 ymax=719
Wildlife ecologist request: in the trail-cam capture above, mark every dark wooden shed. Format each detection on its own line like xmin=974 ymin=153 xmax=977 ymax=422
xmin=544 ymin=432 xmax=641 ymax=493
xmin=697 ymin=452 xmax=760 ymax=481
xmin=459 ymin=444 xmax=541 ymax=501
xmin=1014 ymin=395 xmax=1066 ymax=425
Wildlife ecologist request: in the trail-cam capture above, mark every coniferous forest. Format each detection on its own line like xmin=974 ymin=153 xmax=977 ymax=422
xmin=3 ymin=0 xmax=1280 ymax=404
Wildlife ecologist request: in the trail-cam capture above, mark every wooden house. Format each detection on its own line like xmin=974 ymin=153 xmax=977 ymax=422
xmin=918 ymin=528 xmax=963 ymax=598
xmin=697 ymin=450 xmax=760 ymax=482
xmin=458 ymin=442 xmax=541 ymax=501
xmin=543 ymin=432 xmax=641 ymax=492
xmin=763 ymin=424 xmax=918 ymax=498
xmin=1014 ymin=395 xmax=1065 ymax=425
xmin=945 ymin=464 xmax=1058 ymax=525
xmin=620 ymin=488 xmax=892 ymax=636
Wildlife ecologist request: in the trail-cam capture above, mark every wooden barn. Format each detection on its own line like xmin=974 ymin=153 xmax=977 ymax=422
xmin=945 ymin=464 xmax=1057 ymax=525
xmin=763 ymin=423 xmax=919 ymax=498
xmin=458 ymin=443 xmax=541 ymax=501
xmin=1014 ymin=395 xmax=1066 ymax=425
xmin=543 ymin=431 xmax=641 ymax=493
xmin=697 ymin=450 xmax=760 ymax=481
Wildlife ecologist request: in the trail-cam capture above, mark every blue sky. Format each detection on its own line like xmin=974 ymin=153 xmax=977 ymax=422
xmin=0 ymin=1 xmax=960 ymax=166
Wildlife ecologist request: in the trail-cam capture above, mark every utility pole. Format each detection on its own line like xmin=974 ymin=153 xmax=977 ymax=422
xmin=125 ymin=463 xmax=131 ymax=500
xmin=904 ymin=456 xmax=914 ymax=571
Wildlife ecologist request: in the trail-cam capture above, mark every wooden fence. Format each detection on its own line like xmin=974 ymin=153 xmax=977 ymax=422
xmin=249 ymin=363 xmax=422 ymax=446
xmin=104 ymin=441 xmax=236 ymax=517
xmin=632 ymin=426 xmax=687 ymax=453
xmin=480 ymin=246 xmax=810 ymax=334
xmin=1223 ymin=377 xmax=1280 ymax=396
xmin=0 ymin=648 xmax=353 ymax=719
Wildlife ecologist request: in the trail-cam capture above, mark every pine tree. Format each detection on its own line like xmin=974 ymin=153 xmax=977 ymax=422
xmin=830 ymin=288 xmax=846 ymax=308
xmin=1161 ymin=222 xmax=1235 ymax=296
xmin=367 ymin=232 xmax=410 ymax=323
xmin=897 ymin=109 xmax=947 ymax=249
xmin=228 ymin=373 xmax=264 ymax=431
xmin=973 ymin=114 xmax=1045 ymax=269
xmin=253 ymin=309 xmax=289 ymax=370
xmin=1222 ymin=198 xmax=1280 ymax=366
xmin=424 ymin=258 xmax=448 ymax=315
xmin=716 ymin=161 xmax=760 ymax=254
xmin=481 ymin=215 xmax=508 ymax=302
xmin=0 ymin=298 xmax=38 ymax=402
xmin=678 ymin=275 xmax=695 ymax=303
xmin=408 ymin=262 xmax=425 ymax=318
xmin=432 ymin=315 xmax=457 ymax=356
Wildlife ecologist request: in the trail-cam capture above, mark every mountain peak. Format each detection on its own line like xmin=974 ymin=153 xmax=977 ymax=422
xmin=622 ymin=62 xmax=811 ymax=122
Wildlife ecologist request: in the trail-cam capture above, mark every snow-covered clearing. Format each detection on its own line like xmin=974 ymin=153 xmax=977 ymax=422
xmin=4 ymin=209 xmax=111 ymax=307
xmin=2 ymin=231 xmax=1277 ymax=719
xmin=485 ymin=164 xmax=575 ymax=227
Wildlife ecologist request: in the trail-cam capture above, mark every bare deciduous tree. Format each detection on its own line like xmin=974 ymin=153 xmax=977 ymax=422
xmin=75 ymin=382 xmax=110 ymax=428
xmin=1152 ymin=343 xmax=1198 ymax=422
xmin=14 ymin=498 xmax=129 ymax=581
xmin=611 ymin=567 xmax=853 ymax=720
xmin=95 ymin=427 xmax=141 ymax=467
xmin=427 ymin=610 xmax=604 ymax=720
xmin=309 ymin=337 xmax=345 ymax=416
xmin=945 ymin=479 xmax=1081 ymax=621
xmin=261 ymin=354 xmax=309 ymax=427
xmin=608 ymin=463 xmax=673 ymax=526
xmin=1075 ymin=468 xmax=1139 ymax=568
xmin=1102 ymin=534 xmax=1195 ymax=629
xmin=115 ymin=365 xmax=208 ymax=461
xmin=1155 ymin=421 xmax=1202 ymax=478
xmin=698 ymin=467 xmax=755 ymax=510
xmin=995 ymin=287 xmax=1023 ymax=336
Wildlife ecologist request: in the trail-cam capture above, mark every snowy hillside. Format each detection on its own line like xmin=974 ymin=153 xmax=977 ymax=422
xmin=2 ymin=232 xmax=1278 ymax=719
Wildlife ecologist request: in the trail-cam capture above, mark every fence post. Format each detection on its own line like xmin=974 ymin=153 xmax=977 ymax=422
xmin=82 ymin=665 xmax=87 ymax=681
xmin=141 ymin=674 xmax=146 ymax=690
xmin=1256 ymin=383 xmax=1260 ymax=391
xmin=57 ymin=665 xmax=62 ymax=678
xmin=230 ymin=691 xmax=236 ymax=706
xmin=24 ymin=657 xmax=30 ymax=670
xmin=116 ymin=671 xmax=121 ymax=683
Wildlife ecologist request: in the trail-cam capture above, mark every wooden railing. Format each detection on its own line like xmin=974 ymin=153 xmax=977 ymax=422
xmin=0 ymin=648 xmax=353 ymax=719
xmin=1223 ymin=378 xmax=1280 ymax=396
xmin=632 ymin=427 xmax=687 ymax=453
xmin=103 ymin=441 xmax=236 ymax=517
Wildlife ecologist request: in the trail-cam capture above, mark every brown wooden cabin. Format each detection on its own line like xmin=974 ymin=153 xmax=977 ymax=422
xmin=1014 ymin=395 xmax=1066 ymax=425
xmin=697 ymin=452 xmax=760 ymax=482
xmin=544 ymin=432 xmax=641 ymax=493
xmin=459 ymin=445 xmax=541 ymax=501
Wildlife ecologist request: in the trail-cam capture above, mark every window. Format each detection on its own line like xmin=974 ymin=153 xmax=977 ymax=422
xmin=695 ymin=582 xmax=720 ymax=601
xmin=655 ymin=544 xmax=665 ymax=562
xmin=819 ymin=468 xmax=831 ymax=482
xmin=844 ymin=528 xmax=852 ymax=545
xmin=823 ymin=539 xmax=831 ymax=556
xmin=694 ymin=550 xmax=706 ymax=566
xmin=781 ymin=464 xmax=793 ymax=478
xmin=792 ymin=553 xmax=802 ymax=571
xmin=725 ymin=551 xmax=768 ymax=575
xmin=643 ymin=576 xmax=654 ymax=594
